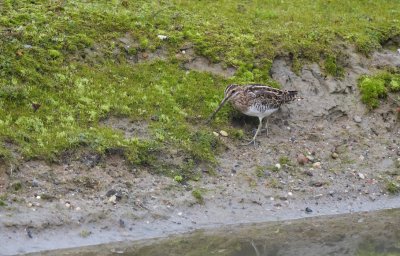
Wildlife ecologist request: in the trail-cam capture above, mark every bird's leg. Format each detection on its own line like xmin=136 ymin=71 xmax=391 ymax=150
xmin=243 ymin=117 xmax=263 ymax=146
xmin=263 ymin=118 xmax=269 ymax=137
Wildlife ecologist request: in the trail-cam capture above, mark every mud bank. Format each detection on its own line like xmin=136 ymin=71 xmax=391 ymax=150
xmin=1 ymin=47 xmax=400 ymax=255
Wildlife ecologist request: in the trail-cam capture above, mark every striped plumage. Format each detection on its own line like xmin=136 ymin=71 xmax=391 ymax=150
xmin=208 ymin=84 xmax=298 ymax=144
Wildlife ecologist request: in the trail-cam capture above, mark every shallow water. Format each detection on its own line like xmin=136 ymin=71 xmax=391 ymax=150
xmin=28 ymin=208 xmax=400 ymax=256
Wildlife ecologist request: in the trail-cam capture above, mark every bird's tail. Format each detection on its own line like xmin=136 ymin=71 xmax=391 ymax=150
xmin=283 ymin=90 xmax=299 ymax=103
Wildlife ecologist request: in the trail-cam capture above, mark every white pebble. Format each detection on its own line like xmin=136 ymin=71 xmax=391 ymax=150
xmin=213 ymin=131 xmax=219 ymax=137
xmin=312 ymin=162 xmax=321 ymax=168
xmin=275 ymin=163 xmax=281 ymax=169
xmin=65 ymin=203 xmax=71 ymax=208
xmin=36 ymin=196 xmax=41 ymax=199
xmin=288 ymin=192 xmax=293 ymax=196
xmin=219 ymin=130 xmax=228 ymax=137
xmin=177 ymin=212 xmax=183 ymax=216
xmin=358 ymin=173 xmax=365 ymax=179
xmin=109 ymin=195 xmax=117 ymax=204
xmin=75 ymin=207 xmax=81 ymax=211
xmin=157 ymin=35 xmax=168 ymax=40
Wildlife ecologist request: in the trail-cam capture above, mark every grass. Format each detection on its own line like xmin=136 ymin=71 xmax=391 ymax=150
xmin=358 ymin=71 xmax=400 ymax=109
xmin=1 ymin=0 xmax=400 ymax=178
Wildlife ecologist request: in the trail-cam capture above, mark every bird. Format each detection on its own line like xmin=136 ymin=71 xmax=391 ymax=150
xmin=207 ymin=84 xmax=298 ymax=145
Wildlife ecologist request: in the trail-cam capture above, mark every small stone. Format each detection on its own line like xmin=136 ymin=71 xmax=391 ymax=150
xmin=316 ymin=124 xmax=324 ymax=130
xmin=27 ymin=203 xmax=33 ymax=207
xmin=36 ymin=196 xmax=41 ymax=199
xmin=306 ymin=155 xmax=314 ymax=162
xmin=212 ymin=131 xmax=219 ymax=137
xmin=157 ymin=35 xmax=168 ymax=40
xmin=275 ymin=163 xmax=281 ymax=170
xmin=75 ymin=207 xmax=81 ymax=211
xmin=297 ymin=154 xmax=308 ymax=165
xmin=119 ymin=219 xmax=125 ymax=228
xmin=312 ymin=162 xmax=321 ymax=169
xmin=331 ymin=152 xmax=339 ymax=159
xmin=106 ymin=189 xmax=117 ymax=197
xmin=304 ymin=170 xmax=313 ymax=176
xmin=177 ymin=212 xmax=183 ymax=216
xmin=288 ymin=192 xmax=293 ymax=196
xmin=353 ymin=116 xmax=362 ymax=123
xmin=109 ymin=195 xmax=117 ymax=204
xmin=310 ymin=181 xmax=324 ymax=187
xmin=279 ymin=196 xmax=288 ymax=201
xmin=270 ymin=197 xmax=275 ymax=201
xmin=329 ymin=191 xmax=335 ymax=196
xmin=305 ymin=207 xmax=313 ymax=213
xmin=359 ymin=155 xmax=365 ymax=161
xmin=219 ymin=130 xmax=228 ymax=137
xmin=65 ymin=202 xmax=71 ymax=208
xmin=358 ymin=173 xmax=365 ymax=179
xmin=31 ymin=179 xmax=39 ymax=187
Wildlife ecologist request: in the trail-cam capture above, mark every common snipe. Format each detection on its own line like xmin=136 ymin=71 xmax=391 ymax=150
xmin=207 ymin=84 xmax=298 ymax=144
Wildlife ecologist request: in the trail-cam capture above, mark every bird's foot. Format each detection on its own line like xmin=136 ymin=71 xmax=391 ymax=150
xmin=252 ymin=128 xmax=269 ymax=137
xmin=241 ymin=138 xmax=259 ymax=146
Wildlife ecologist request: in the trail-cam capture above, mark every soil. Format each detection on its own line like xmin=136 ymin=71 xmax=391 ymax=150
xmin=1 ymin=46 xmax=400 ymax=256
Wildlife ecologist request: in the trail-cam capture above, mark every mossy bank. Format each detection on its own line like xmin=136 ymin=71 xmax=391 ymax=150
xmin=1 ymin=0 xmax=400 ymax=176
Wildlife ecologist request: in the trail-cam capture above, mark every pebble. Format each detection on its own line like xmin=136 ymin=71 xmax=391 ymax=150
xmin=27 ymin=203 xmax=33 ymax=207
xmin=75 ymin=207 xmax=81 ymax=211
xmin=359 ymin=155 xmax=365 ymax=161
xmin=31 ymin=179 xmax=39 ymax=187
xmin=36 ymin=196 xmax=41 ymax=200
xmin=304 ymin=170 xmax=313 ymax=176
xmin=306 ymin=155 xmax=314 ymax=162
xmin=65 ymin=202 xmax=71 ymax=208
xmin=312 ymin=162 xmax=321 ymax=169
xmin=331 ymin=152 xmax=339 ymax=159
xmin=109 ymin=195 xmax=117 ymax=204
xmin=275 ymin=163 xmax=281 ymax=170
xmin=279 ymin=196 xmax=288 ymax=201
xmin=297 ymin=154 xmax=308 ymax=165
xmin=358 ymin=173 xmax=365 ymax=179
xmin=310 ymin=181 xmax=324 ymax=187
xmin=177 ymin=212 xmax=183 ymax=216
xmin=219 ymin=130 xmax=228 ymax=137
xmin=305 ymin=207 xmax=313 ymax=213
xmin=212 ymin=131 xmax=219 ymax=137
xmin=157 ymin=35 xmax=168 ymax=40
xmin=288 ymin=192 xmax=293 ymax=196
xmin=353 ymin=116 xmax=362 ymax=123
xmin=106 ymin=189 xmax=117 ymax=197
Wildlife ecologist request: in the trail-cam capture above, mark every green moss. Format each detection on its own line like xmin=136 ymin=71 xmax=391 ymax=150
xmin=0 ymin=200 xmax=6 ymax=207
xmin=174 ymin=175 xmax=183 ymax=183
xmin=1 ymin=0 xmax=400 ymax=180
xmin=279 ymin=156 xmax=291 ymax=166
xmin=11 ymin=181 xmax=22 ymax=191
xmin=191 ymin=189 xmax=204 ymax=204
xmin=358 ymin=71 xmax=400 ymax=109
xmin=324 ymin=56 xmax=344 ymax=77
xmin=386 ymin=181 xmax=399 ymax=194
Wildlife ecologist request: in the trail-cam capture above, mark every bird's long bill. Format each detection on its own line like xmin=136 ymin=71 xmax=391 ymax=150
xmin=206 ymin=96 xmax=230 ymax=124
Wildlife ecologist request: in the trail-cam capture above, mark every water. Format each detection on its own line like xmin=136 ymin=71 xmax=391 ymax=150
xmin=28 ymin=209 xmax=400 ymax=256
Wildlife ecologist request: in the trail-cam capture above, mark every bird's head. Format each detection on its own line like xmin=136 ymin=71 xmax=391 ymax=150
xmin=224 ymin=84 xmax=241 ymax=100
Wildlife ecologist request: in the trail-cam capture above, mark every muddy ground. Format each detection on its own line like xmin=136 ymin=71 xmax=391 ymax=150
xmin=1 ymin=46 xmax=400 ymax=255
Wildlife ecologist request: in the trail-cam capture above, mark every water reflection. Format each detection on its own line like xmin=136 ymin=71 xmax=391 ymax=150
xmin=32 ymin=209 xmax=400 ymax=256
